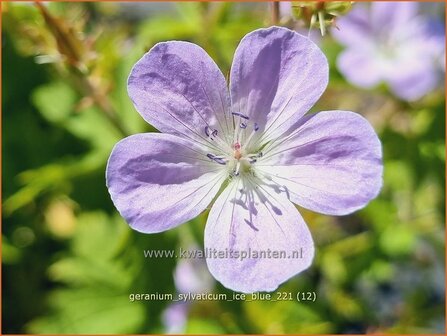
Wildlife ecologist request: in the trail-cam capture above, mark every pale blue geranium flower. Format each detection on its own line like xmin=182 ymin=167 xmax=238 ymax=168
xmin=332 ymin=2 xmax=445 ymax=101
xmin=106 ymin=26 xmax=383 ymax=293
xmin=162 ymin=249 xmax=213 ymax=334
xmin=162 ymin=303 xmax=188 ymax=335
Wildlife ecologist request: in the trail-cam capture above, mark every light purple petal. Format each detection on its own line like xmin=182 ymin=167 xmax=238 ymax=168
xmin=174 ymin=251 xmax=214 ymax=294
xmin=425 ymin=19 xmax=446 ymax=62
xmin=336 ymin=49 xmax=382 ymax=88
xmin=371 ymin=2 xmax=418 ymax=31
xmin=385 ymin=59 xmax=439 ymax=101
xmin=331 ymin=4 xmax=373 ymax=47
xmin=381 ymin=16 xmax=445 ymax=100
xmin=204 ymin=179 xmax=314 ymax=293
xmin=128 ymin=42 xmax=233 ymax=148
xmin=162 ymin=302 xmax=189 ymax=334
xmin=256 ymin=111 xmax=382 ymax=216
xmin=230 ymin=26 xmax=328 ymax=144
xmin=106 ymin=133 xmax=226 ymax=233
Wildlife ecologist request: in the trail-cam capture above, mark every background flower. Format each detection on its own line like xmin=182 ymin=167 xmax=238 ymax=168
xmin=162 ymin=247 xmax=214 ymax=334
xmin=332 ymin=1 xmax=445 ymax=101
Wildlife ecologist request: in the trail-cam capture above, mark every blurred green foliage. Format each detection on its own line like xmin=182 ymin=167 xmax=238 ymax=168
xmin=2 ymin=2 xmax=445 ymax=334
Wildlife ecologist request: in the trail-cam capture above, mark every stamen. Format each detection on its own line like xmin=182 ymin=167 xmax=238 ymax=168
xmin=233 ymin=123 xmax=242 ymax=144
xmin=204 ymin=126 xmax=233 ymax=153
xmin=210 ymin=134 xmax=232 ymax=152
xmin=244 ymin=122 xmax=260 ymax=149
xmin=233 ymin=161 xmax=241 ymax=176
xmin=247 ymin=153 xmax=261 ymax=163
xmin=206 ymin=153 xmax=227 ymax=165
xmin=232 ymin=112 xmax=249 ymax=120
xmin=229 ymin=112 xmax=262 ymax=164
xmin=213 ymin=157 xmax=227 ymax=165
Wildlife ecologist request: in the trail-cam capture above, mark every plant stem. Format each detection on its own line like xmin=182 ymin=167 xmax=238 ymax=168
xmin=83 ymin=75 xmax=130 ymax=137
xmin=36 ymin=2 xmax=131 ymax=137
xmin=272 ymin=1 xmax=280 ymax=25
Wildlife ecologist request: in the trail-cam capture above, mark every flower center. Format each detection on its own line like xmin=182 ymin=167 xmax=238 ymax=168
xmin=204 ymin=112 xmax=263 ymax=177
xmin=234 ymin=145 xmax=242 ymax=160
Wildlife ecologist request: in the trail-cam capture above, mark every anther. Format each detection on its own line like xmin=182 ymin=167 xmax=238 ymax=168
xmin=232 ymin=112 xmax=249 ymax=120
xmin=213 ymin=157 xmax=227 ymax=165
xmin=205 ymin=126 xmax=233 ymax=153
xmin=248 ymin=153 xmax=262 ymax=161
xmin=240 ymin=122 xmax=247 ymax=129
xmin=207 ymin=153 xmax=227 ymax=165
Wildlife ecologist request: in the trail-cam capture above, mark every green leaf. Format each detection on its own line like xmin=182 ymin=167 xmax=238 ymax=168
xmin=32 ymin=81 xmax=121 ymax=151
xmin=27 ymin=288 xmax=145 ymax=334
xmin=32 ymin=81 xmax=77 ymax=123
xmin=380 ymin=224 xmax=416 ymax=256
xmin=186 ymin=318 xmax=226 ymax=334
xmin=2 ymin=235 xmax=22 ymax=264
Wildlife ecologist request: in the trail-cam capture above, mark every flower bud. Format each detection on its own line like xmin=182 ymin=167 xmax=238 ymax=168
xmin=291 ymin=1 xmax=353 ymax=35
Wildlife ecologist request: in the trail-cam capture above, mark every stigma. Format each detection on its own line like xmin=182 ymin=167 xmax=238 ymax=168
xmin=233 ymin=142 xmax=242 ymax=160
